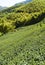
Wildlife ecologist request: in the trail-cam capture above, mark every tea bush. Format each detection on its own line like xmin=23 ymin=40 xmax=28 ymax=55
xmin=0 ymin=18 xmax=45 ymax=65
xmin=0 ymin=10 xmax=45 ymax=34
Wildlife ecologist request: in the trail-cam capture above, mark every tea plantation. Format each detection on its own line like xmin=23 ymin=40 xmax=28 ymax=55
xmin=0 ymin=0 xmax=45 ymax=65
xmin=0 ymin=18 xmax=45 ymax=65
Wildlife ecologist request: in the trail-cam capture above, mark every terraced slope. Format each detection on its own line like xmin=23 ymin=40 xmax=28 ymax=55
xmin=0 ymin=18 xmax=45 ymax=65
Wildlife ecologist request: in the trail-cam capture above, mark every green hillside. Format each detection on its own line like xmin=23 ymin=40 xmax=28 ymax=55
xmin=0 ymin=0 xmax=45 ymax=14
xmin=0 ymin=0 xmax=32 ymax=14
xmin=0 ymin=0 xmax=45 ymax=65
xmin=0 ymin=3 xmax=25 ymax=14
xmin=0 ymin=18 xmax=45 ymax=65
xmin=16 ymin=0 xmax=45 ymax=13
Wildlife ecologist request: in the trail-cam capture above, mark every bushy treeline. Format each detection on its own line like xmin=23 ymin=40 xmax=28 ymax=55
xmin=0 ymin=11 xmax=45 ymax=34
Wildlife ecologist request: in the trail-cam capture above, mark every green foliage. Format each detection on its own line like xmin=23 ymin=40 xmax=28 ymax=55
xmin=0 ymin=32 xmax=3 ymax=36
xmin=0 ymin=0 xmax=45 ymax=34
xmin=0 ymin=19 xmax=15 ymax=33
xmin=0 ymin=10 xmax=45 ymax=34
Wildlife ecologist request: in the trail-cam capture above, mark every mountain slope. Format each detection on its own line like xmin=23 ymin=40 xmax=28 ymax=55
xmin=0 ymin=18 xmax=45 ymax=65
xmin=16 ymin=0 xmax=45 ymax=13
xmin=0 ymin=3 xmax=24 ymax=13
xmin=0 ymin=0 xmax=45 ymax=14
xmin=23 ymin=0 xmax=32 ymax=3
xmin=0 ymin=0 xmax=32 ymax=13
xmin=0 ymin=6 xmax=6 ymax=11
xmin=0 ymin=0 xmax=45 ymax=65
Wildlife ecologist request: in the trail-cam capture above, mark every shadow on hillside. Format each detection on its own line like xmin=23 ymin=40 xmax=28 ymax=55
xmin=16 ymin=12 xmax=45 ymax=28
xmin=27 ymin=13 xmax=45 ymax=25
